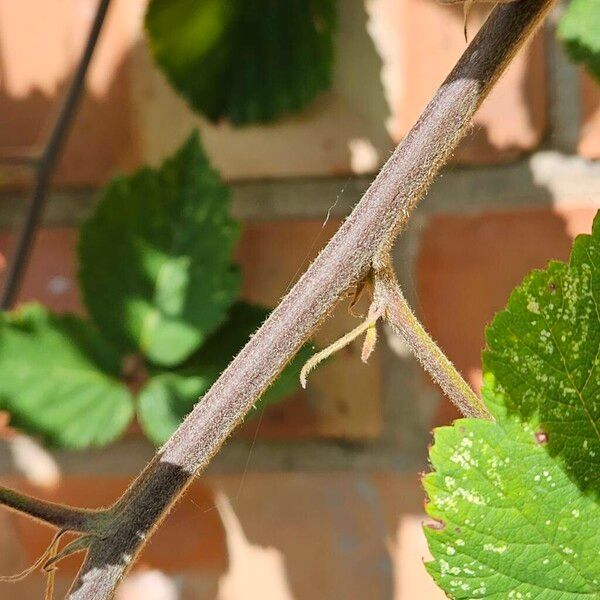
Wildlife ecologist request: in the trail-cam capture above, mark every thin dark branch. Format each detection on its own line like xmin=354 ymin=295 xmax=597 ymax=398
xmin=0 ymin=0 xmax=112 ymax=310
xmin=64 ymin=2 xmax=555 ymax=598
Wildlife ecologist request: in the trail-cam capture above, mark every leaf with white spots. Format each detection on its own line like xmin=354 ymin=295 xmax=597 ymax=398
xmin=484 ymin=212 xmax=600 ymax=495
xmin=424 ymin=375 xmax=600 ymax=599
xmin=426 ymin=212 xmax=600 ymax=597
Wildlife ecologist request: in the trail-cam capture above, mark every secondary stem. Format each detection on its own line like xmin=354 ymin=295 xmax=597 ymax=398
xmin=0 ymin=486 xmax=102 ymax=533
xmin=375 ymin=265 xmax=490 ymax=419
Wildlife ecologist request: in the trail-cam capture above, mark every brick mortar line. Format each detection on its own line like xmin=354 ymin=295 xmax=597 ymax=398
xmin=0 ymin=151 xmax=599 ymax=228
xmin=545 ymin=3 xmax=583 ymax=153
xmin=0 ymin=436 xmax=426 ymax=476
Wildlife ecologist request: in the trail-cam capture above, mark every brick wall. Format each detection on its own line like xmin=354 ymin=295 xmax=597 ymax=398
xmin=0 ymin=1 xmax=599 ymax=598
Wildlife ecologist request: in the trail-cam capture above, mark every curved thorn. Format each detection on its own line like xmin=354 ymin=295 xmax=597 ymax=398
xmin=43 ymin=534 xmax=95 ymax=573
xmin=463 ymin=0 xmax=475 ymax=40
xmin=361 ymin=322 xmax=378 ymax=363
xmin=300 ymin=313 xmax=381 ymax=388
xmin=349 ymin=275 xmax=372 ymax=318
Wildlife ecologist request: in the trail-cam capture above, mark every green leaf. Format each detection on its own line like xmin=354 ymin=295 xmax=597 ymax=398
xmin=484 ymin=212 xmax=600 ymax=495
xmin=558 ymin=0 xmax=600 ymax=81
xmin=424 ymin=376 xmax=600 ymax=599
xmin=138 ymin=301 xmax=312 ymax=445
xmin=79 ymin=132 xmax=240 ymax=367
xmin=137 ymin=372 xmax=210 ymax=447
xmin=145 ymin=0 xmax=336 ymax=125
xmin=0 ymin=304 xmax=133 ymax=448
xmin=425 ymin=213 xmax=600 ymax=597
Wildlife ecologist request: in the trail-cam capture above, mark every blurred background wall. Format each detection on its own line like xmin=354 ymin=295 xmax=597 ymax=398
xmin=0 ymin=0 xmax=598 ymax=598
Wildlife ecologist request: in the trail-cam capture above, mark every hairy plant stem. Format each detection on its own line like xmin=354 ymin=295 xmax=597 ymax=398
xmin=0 ymin=1 xmax=555 ymax=597
xmin=64 ymin=3 xmax=554 ymax=597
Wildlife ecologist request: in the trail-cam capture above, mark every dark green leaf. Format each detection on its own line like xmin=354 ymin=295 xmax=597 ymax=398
xmin=138 ymin=301 xmax=312 ymax=445
xmin=484 ymin=212 xmax=600 ymax=495
xmin=558 ymin=0 xmax=600 ymax=81
xmin=0 ymin=304 xmax=133 ymax=448
xmin=145 ymin=0 xmax=336 ymax=125
xmin=79 ymin=132 xmax=240 ymax=367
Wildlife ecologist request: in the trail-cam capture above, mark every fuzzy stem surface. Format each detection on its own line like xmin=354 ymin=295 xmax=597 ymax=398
xmin=39 ymin=1 xmax=553 ymax=596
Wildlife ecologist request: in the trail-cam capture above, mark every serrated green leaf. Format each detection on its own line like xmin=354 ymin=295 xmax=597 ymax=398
xmin=484 ymin=213 xmax=600 ymax=495
xmin=558 ymin=0 xmax=600 ymax=81
xmin=0 ymin=304 xmax=133 ymax=448
xmin=145 ymin=0 xmax=336 ymax=125
xmin=79 ymin=132 xmax=240 ymax=367
xmin=138 ymin=301 xmax=312 ymax=445
xmin=426 ymin=213 xmax=600 ymax=597
xmin=424 ymin=376 xmax=600 ymax=599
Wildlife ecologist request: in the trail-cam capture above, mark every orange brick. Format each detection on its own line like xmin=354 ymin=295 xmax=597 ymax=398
xmin=0 ymin=228 xmax=83 ymax=314
xmin=209 ymin=472 xmax=444 ymax=600
xmin=368 ymin=0 xmax=547 ymax=163
xmin=580 ymin=71 xmax=600 ymax=159
xmin=0 ymin=411 xmax=15 ymax=439
xmin=417 ymin=205 xmax=598 ymax=426
xmin=0 ymin=509 xmax=46 ymax=599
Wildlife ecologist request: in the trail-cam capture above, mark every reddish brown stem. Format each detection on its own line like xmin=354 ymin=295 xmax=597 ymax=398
xmin=64 ymin=2 xmax=554 ymax=598
xmin=0 ymin=1 xmax=555 ymax=597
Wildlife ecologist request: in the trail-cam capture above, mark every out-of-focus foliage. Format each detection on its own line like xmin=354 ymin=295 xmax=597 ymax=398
xmin=79 ymin=132 xmax=240 ymax=367
xmin=145 ymin=0 xmax=336 ymax=125
xmin=0 ymin=305 xmax=133 ymax=448
xmin=559 ymin=0 xmax=600 ymax=81
xmin=0 ymin=134 xmax=309 ymax=448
